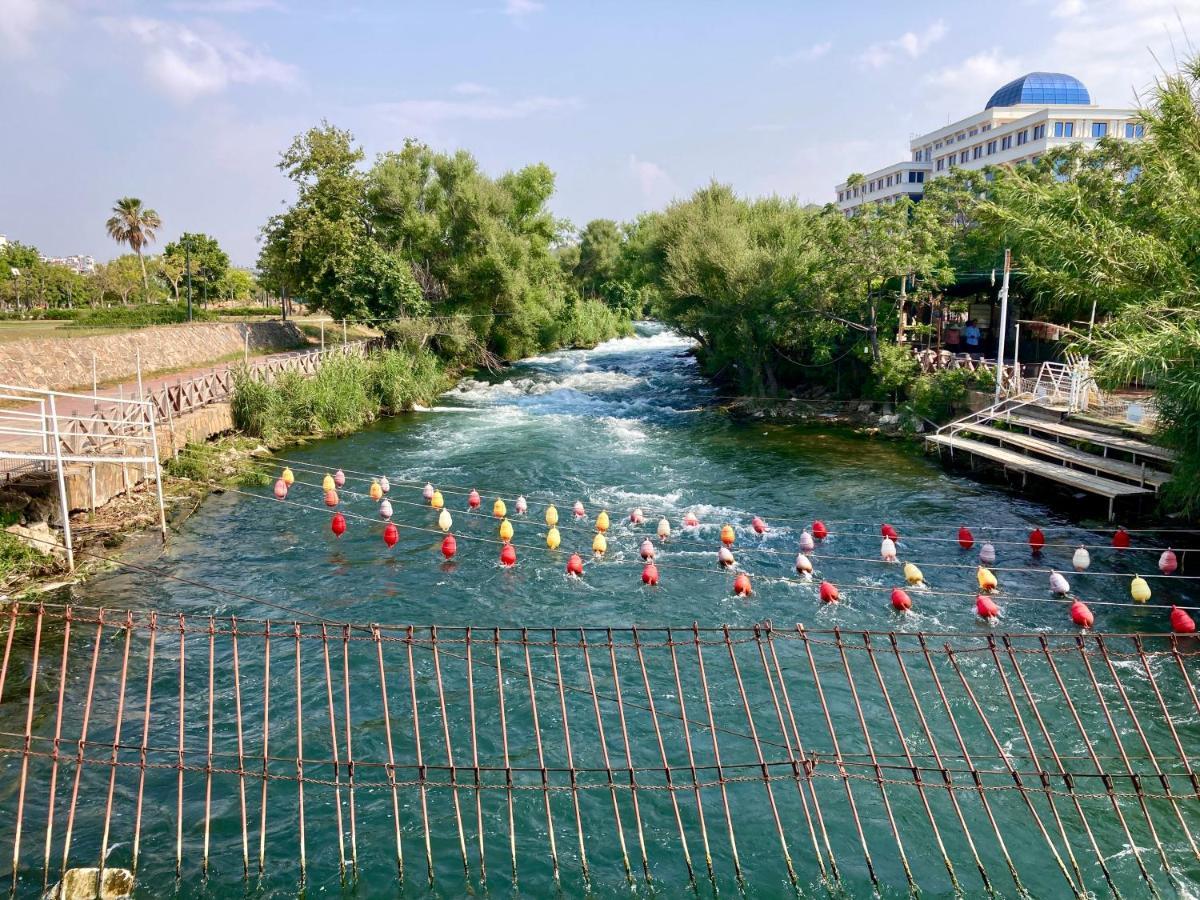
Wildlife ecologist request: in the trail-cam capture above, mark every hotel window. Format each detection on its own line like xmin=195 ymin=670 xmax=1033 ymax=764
xmin=973 ymin=145 xmax=982 ymax=159
xmin=969 ymin=128 xmax=978 ymax=136
xmin=1016 ymin=129 xmax=1028 ymax=146
xmin=934 ymin=142 xmax=942 ymax=150
xmin=1092 ymin=122 xmax=1108 ymax=137
xmin=1125 ymin=122 xmax=1145 ymax=138
xmin=982 ymin=123 xmax=991 ymax=131
xmin=1033 ymin=124 xmax=1046 ymax=139
xmin=959 ymin=150 xmax=968 ymax=164
xmin=1001 ymin=135 xmax=1012 ymax=150
xmin=936 ymin=158 xmax=945 ymax=171
xmin=987 ymin=140 xmax=997 ymax=155
xmin=1053 ymin=121 xmax=1074 ymax=138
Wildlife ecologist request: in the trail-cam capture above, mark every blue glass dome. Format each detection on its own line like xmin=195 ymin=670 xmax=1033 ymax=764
xmin=985 ymin=73 xmax=1091 ymax=109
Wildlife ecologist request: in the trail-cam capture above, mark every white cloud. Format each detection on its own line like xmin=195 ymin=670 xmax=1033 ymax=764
xmin=504 ymin=0 xmax=544 ymax=17
xmin=628 ymin=155 xmax=677 ymax=201
xmin=452 ymin=81 xmax=496 ymax=95
xmin=104 ymin=16 xmax=300 ymax=103
xmin=774 ymin=41 xmax=832 ymax=66
xmin=859 ymin=19 xmax=947 ymax=68
xmin=168 ymin=0 xmax=284 ymax=12
xmin=923 ymin=48 xmax=1025 ymax=108
xmin=1051 ymin=0 xmax=1086 ymax=17
xmin=0 ymin=0 xmax=62 ymax=58
xmin=367 ymin=94 xmax=578 ymax=130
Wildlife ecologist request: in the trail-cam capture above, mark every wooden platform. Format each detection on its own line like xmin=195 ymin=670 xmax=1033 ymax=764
xmin=956 ymin=423 xmax=1171 ymax=489
xmin=994 ymin=413 xmax=1176 ymax=464
xmin=926 ymin=433 xmax=1151 ymax=518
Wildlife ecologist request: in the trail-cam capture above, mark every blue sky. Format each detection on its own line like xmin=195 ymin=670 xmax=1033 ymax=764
xmin=2 ymin=0 xmax=1198 ymax=266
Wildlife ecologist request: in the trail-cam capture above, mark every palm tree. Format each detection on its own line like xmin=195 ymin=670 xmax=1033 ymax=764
xmin=105 ymin=197 xmax=162 ymax=291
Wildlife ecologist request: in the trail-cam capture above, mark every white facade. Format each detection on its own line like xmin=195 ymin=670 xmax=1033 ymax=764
xmin=835 ymin=73 xmax=1143 ymax=214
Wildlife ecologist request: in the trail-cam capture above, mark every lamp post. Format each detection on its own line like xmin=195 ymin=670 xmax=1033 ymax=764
xmin=184 ymin=239 xmax=193 ymax=322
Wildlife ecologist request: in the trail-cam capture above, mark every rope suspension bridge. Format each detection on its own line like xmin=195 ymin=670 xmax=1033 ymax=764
xmin=1 ymin=602 xmax=1200 ymax=897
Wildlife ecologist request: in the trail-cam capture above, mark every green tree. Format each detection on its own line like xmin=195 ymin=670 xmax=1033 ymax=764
xmin=93 ymin=255 xmax=145 ymax=306
xmin=573 ymin=218 xmax=622 ymax=297
xmin=219 ymin=268 xmax=258 ymax=302
xmin=164 ymin=233 xmax=230 ymax=306
xmin=105 ymin=197 xmax=162 ymax=291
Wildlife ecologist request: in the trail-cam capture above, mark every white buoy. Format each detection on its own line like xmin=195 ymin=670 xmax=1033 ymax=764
xmin=1049 ymin=570 xmax=1071 ymax=595
xmin=1072 ymin=546 xmax=1091 ymax=572
xmin=881 ymin=537 xmax=898 ymax=562
xmin=979 ymin=543 xmax=997 ymax=565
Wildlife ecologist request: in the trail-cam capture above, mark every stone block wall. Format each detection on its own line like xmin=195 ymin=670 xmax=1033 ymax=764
xmin=0 ymin=321 xmax=307 ymax=392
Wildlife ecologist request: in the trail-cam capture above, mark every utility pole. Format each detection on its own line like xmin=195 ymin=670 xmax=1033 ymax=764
xmin=994 ymin=248 xmax=1012 ymax=405
xmin=185 ymin=240 xmax=193 ymax=323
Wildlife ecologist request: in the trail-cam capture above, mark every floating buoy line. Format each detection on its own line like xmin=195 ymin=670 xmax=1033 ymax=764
xmin=174 ymin=446 xmax=1200 ymax=632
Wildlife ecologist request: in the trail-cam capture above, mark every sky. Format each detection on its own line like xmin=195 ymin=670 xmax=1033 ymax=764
xmin=2 ymin=0 xmax=1199 ymax=266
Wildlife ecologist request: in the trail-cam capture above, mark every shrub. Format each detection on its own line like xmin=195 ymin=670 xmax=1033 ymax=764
xmin=71 ymin=304 xmax=215 ymax=328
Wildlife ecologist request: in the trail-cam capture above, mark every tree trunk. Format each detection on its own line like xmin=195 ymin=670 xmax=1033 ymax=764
xmin=868 ymin=292 xmax=881 ymax=363
xmin=137 ymin=249 xmax=148 ymax=291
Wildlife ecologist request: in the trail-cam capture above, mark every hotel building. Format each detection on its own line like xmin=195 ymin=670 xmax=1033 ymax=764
xmin=835 ymin=72 xmax=1143 ymax=214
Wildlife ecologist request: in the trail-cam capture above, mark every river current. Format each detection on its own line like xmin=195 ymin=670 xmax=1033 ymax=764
xmin=3 ymin=323 xmax=1198 ymax=898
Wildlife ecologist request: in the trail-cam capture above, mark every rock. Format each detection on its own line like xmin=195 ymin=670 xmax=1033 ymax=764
xmin=44 ymin=867 xmax=133 ymax=899
xmin=878 ymin=414 xmax=899 ymax=425
xmin=857 ymin=403 xmax=872 ymax=413
xmin=5 ymin=522 xmax=63 ymax=557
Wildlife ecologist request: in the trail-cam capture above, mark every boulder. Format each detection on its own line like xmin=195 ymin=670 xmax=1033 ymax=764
xmin=43 ymin=867 xmax=133 ymax=900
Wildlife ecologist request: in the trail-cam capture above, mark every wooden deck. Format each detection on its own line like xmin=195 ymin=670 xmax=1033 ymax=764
xmin=956 ymin=423 xmax=1171 ymax=489
xmin=994 ymin=413 xmax=1176 ymax=463
xmin=925 ymin=433 xmax=1152 ymax=519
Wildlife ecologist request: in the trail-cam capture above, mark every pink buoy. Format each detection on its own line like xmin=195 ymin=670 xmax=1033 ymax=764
xmin=881 ymin=537 xmax=897 ymax=562
xmin=642 ymin=563 xmax=660 ymax=585
xmin=683 ymin=512 xmax=699 ymax=528
xmin=717 ymin=546 xmax=735 ymax=569
xmin=1070 ymin=600 xmax=1094 ymax=629
xmin=630 ymin=507 xmax=645 ymax=524
xmin=795 ymin=553 xmax=813 ymax=576
xmin=1160 ymin=549 xmax=1178 ymax=575
xmin=752 ymin=516 xmax=766 ymax=534
xmin=515 ymin=496 xmax=528 ymax=515
xmin=1049 ymin=571 xmax=1070 ymax=595
xmin=639 ymin=539 xmax=655 ymax=561
xmin=468 ymin=489 xmax=481 ymax=509
xmin=383 ymin=523 xmax=399 ymax=548
xmin=423 ymin=483 xmax=435 ymax=501
xmin=733 ymin=573 xmax=752 ymax=597
xmin=798 ymin=531 xmax=815 ymax=553
xmin=334 ymin=469 xmax=346 ymax=488
xmin=819 ymin=581 xmax=839 ymax=604
xmin=979 ymin=543 xmax=996 ymax=566
xmin=573 ymin=500 xmax=586 ymax=519
xmin=379 ymin=499 xmax=393 ymax=520
xmin=566 ymin=553 xmax=584 ymax=577
xmin=379 ymin=476 xmax=390 ymax=494
xmin=273 ymin=478 xmax=288 ymax=500
xmin=976 ymin=595 xmax=999 ymax=620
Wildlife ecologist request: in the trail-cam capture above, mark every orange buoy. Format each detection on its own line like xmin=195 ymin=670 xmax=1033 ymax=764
xmin=630 ymin=507 xmax=645 ymax=524
xmin=441 ymin=534 xmax=457 ymax=559
xmin=273 ymin=478 xmax=288 ymax=500
xmin=977 ymin=566 xmax=998 ymax=592
xmin=493 ymin=498 xmax=507 ymax=519
xmin=717 ymin=546 xmax=735 ymax=569
xmin=795 ymin=553 xmax=813 ymax=576
xmin=733 ymin=573 xmax=752 ymax=597
xmin=1112 ymin=526 xmax=1131 ymax=549
xmin=1069 ymin=600 xmax=1094 ymax=629
xmin=566 ymin=553 xmax=584 ymax=577
xmin=1171 ymin=606 xmax=1196 ymax=634
xmin=683 ymin=512 xmax=699 ymax=528
xmin=957 ymin=526 xmax=974 ymax=550
xmin=368 ymin=480 xmax=382 ymax=502
xmin=1029 ymin=528 xmax=1046 ymax=554
xmin=798 ymin=531 xmax=815 ymax=553
xmin=596 ymin=510 xmax=610 ymax=533
xmin=1160 ymin=549 xmax=1178 ymax=575
xmin=330 ymin=513 xmax=346 ymax=536
xmin=881 ymin=523 xmax=899 ymax=541
xmin=573 ymin=500 xmax=585 ymax=519
xmin=720 ymin=524 xmax=736 ymax=546
xmin=324 ymin=489 xmax=339 ymax=508
xmin=819 ymin=581 xmax=839 ymax=604
xmin=752 ymin=516 xmax=766 ymax=534
xmin=500 ymin=543 xmax=516 ymax=567
xmin=891 ymin=588 xmax=912 ymax=611
xmin=423 ymin=483 xmax=435 ymax=501
xmin=642 ymin=563 xmax=660 ymax=585
xmin=468 ymin=489 xmax=481 ymax=509
xmin=640 ymin=539 xmax=655 ymax=561
xmin=334 ymin=469 xmax=346 ymax=488
xmin=383 ymin=523 xmax=399 ymax=548
xmin=976 ymin=595 xmax=999 ymax=619
xmin=812 ymin=520 xmax=828 ymax=540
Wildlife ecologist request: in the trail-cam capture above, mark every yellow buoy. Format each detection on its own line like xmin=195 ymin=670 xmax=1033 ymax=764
xmin=977 ymin=566 xmax=998 ymax=592
xmin=493 ymin=498 xmax=507 ymax=519
xmin=596 ymin=510 xmax=610 ymax=533
xmin=431 ymin=490 xmax=444 ymax=509
xmin=322 ymin=474 xmax=335 ymax=492
xmin=903 ymin=562 xmax=924 ymax=585
xmin=438 ymin=509 xmax=453 ymax=532
xmin=281 ymin=467 xmax=295 ymax=486
xmin=720 ymin=524 xmax=736 ymax=547
xmin=545 ymin=504 xmax=559 ymax=527
xmin=369 ymin=480 xmax=383 ymax=501
xmin=499 ymin=518 xmax=514 ymax=542
xmin=1131 ymin=575 xmax=1151 ymax=603
xmin=546 ymin=526 xmax=561 ymax=550
xmin=592 ymin=533 xmax=607 ymax=555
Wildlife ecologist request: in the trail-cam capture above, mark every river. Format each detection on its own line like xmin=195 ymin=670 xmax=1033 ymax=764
xmin=2 ymin=322 xmax=1197 ymax=897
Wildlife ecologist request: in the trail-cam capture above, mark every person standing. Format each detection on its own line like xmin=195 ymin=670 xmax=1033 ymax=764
xmin=963 ymin=319 xmax=982 ymax=357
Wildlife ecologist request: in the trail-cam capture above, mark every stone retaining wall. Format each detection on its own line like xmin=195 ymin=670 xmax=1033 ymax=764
xmin=0 ymin=321 xmax=307 ymax=392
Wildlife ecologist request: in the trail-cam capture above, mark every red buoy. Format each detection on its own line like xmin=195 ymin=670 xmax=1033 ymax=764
xmin=566 ymin=553 xmax=584 ymax=577
xmin=957 ymin=526 xmax=974 ymax=550
xmin=330 ymin=513 xmax=347 ymax=537
xmin=500 ymin=543 xmax=516 ymax=567
xmin=383 ymin=523 xmax=398 ymax=548
xmin=1112 ymin=526 xmax=1131 ymax=549
xmin=733 ymin=573 xmax=752 ymax=597
xmin=976 ymin=595 xmax=999 ymax=619
xmin=1029 ymin=528 xmax=1046 ymax=554
xmin=891 ymin=588 xmax=912 ymax=611
xmin=441 ymin=534 xmax=457 ymax=559
xmin=819 ymin=581 xmax=839 ymax=604
xmin=468 ymin=489 xmax=481 ymax=509
xmin=1160 ymin=549 xmax=1178 ymax=575
xmin=1171 ymin=606 xmax=1196 ymax=634
xmin=881 ymin=523 xmax=899 ymax=541
xmin=812 ymin=520 xmax=828 ymax=540
xmin=1069 ymin=600 xmax=1094 ymax=629
xmin=642 ymin=563 xmax=660 ymax=585
xmin=752 ymin=516 xmax=767 ymax=534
